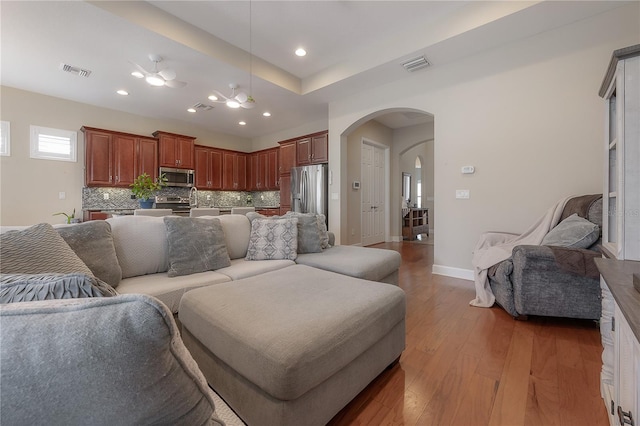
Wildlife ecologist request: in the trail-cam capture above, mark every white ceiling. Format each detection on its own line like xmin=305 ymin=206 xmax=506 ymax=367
xmin=0 ymin=1 xmax=628 ymax=139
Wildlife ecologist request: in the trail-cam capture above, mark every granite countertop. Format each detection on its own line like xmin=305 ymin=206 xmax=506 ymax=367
xmin=594 ymin=258 xmax=640 ymax=343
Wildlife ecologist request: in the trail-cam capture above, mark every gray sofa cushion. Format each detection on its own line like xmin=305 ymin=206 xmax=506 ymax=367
xmin=56 ymin=221 xmax=122 ymax=288
xmin=0 ymin=223 xmax=93 ymax=277
xmin=0 ymin=294 xmax=219 ymax=425
xmin=0 ymin=273 xmax=117 ymax=303
xmin=179 ymin=265 xmax=406 ymax=401
xmin=541 ymin=213 xmax=600 ymax=249
xmin=164 ymin=216 xmax=231 ymax=277
xmin=246 ymin=218 xmax=298 ymax=260
xmin=284 ymin=212 xmax=324 ymax=253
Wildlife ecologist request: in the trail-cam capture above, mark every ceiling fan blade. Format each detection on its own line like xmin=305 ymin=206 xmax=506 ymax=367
xmin=158 ymin=68 xmax=176 ymax=81
xmin=208 ymin=89 xmax=230 ymax=102
xmin=240 ymin=100 xmax=256 ymax=109
xmin=165 ymin=79 xmax=187 ymax=89
xmin=129 ymin=61 xmax=151 ymax=76
xmin=234 ymin=91 xmax=248 ymax=103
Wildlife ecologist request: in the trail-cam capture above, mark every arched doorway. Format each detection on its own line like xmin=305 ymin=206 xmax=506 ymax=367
xmin=338 ymin=108 xmax=434 ymax=246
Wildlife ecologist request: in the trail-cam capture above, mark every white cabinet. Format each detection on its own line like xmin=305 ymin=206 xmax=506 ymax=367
xmin=600 ymin=45 xmax=640 ymax=261
xmin=615 ymin=303 xmax=640 ymax=426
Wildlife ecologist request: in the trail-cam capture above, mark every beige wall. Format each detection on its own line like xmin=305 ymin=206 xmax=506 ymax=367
xmin=251 ymin=118 xmax=328 ymax=151
xmin=328 ymin=3 xmax=640 ymax=275
xmin=0 ymin=86 xmax=251 ymax=225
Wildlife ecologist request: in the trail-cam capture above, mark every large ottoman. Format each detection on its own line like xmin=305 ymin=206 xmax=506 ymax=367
xmin=179 ymin=264 xmax=406 ymax=426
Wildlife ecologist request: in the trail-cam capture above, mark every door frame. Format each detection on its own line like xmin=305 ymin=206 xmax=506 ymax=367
xmin=361 ymin=137 xmax=390 ymax=244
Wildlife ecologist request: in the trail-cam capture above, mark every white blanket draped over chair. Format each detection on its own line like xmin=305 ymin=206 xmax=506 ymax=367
xmin=470 ymin=196 xmax=573 ymax=308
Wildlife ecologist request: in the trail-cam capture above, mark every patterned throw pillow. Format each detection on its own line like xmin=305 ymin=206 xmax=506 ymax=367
xmin=0 ymin=223 xmax=94 ymax=277
xmin=163 ymin=217 xmax=231 ymax=277
xmin=246 ymin=218 xmax=298 ymax=260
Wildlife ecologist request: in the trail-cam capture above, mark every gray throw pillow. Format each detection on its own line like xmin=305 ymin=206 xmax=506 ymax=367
xmin=0 ymin=273 xmax=117 ymax=303
xmin=0 ymin=294 xmax=216 ymax=425
xmin=163 ymin=217 xmax=231 ymax=277
xmin=0 ymin=223 xmax=94 ymax=277
xmin=541 ymin=213 xmax=600 ymax=249
xmin=57 ymin=221 xmax=122 ymax=288
xmin=246 ymin=218 xmax=298 ymax=260
xmin=284 ymin=212 xmax=324 ymax=253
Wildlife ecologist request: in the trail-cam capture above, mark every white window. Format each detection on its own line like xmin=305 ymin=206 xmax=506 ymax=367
xmin=0 ymin=121 xmax=9 ymax=156
xmin=30 ymin=125 xmax=77 ymax=162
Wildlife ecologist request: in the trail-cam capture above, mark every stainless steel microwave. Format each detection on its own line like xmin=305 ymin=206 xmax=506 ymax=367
xmin=159 ymin=167 xmax=194 ymax=187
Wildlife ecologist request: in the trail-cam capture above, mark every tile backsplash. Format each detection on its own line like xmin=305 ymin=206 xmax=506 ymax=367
xmin=83 ymin=187 xmax=280 ymax=210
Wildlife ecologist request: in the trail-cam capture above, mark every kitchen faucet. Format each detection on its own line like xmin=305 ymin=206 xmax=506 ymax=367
xmin=189 ymin=186 xmax=198 ymax=208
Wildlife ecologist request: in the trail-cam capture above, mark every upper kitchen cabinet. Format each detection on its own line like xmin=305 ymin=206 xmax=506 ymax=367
xmin=296 ymin=131 xmax=328 ymax=165
xmin=195 ymin=145 xmax=223 ymax=190
xmin=249 ymin=148 xmax=279 ymax=190
xmin=138 ymin=138 xmax=158 ymax=181
xmin=83 ymin=127 xmax=144 ymax=187
xmin=279 ymin=141 xmax=296 ymax=175
xmin=223 ymin=151 xmax=247 ymax=190
xmin=153 ymin=131 xmax=195 ymax=169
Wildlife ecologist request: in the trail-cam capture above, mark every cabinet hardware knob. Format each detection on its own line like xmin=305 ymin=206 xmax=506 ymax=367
xmin=618 ymin=406 xmax=634 ymax=426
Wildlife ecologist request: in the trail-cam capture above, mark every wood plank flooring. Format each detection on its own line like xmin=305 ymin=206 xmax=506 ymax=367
xmin=328 ymin=242 xmax=607 ymax=426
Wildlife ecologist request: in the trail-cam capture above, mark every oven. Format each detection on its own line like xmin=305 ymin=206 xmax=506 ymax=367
xmin=155 ymin=196 xmax=191 ymax=216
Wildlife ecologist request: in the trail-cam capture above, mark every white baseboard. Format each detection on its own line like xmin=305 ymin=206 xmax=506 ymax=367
xmin=432 ymin=264 xmax=473 ymax=281
xmin=390 ymin=236 xmax=403 ymax=242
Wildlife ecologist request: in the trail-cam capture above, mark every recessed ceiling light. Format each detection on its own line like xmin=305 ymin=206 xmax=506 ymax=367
xmin=116 ymin=90 xmax=129 ymax=96
xmin=187 ymin=108 xmax=196 ymax=113
xmin=238 ymin=121 xmax=246 ymax=126
xmin=208 ymin=94 xmax=218 ymax=101
xmin=295 ymin=48 xmax=307 ymax=57
xmin=131 ymin=71 xmax=144 ymax=79
xmin=263 ymin=112 xmax=271 ymax=117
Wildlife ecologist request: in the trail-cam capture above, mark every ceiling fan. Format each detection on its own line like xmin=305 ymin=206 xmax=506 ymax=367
xmin=208 ymin=84 xmax=255 ymax=109
xmin=130 ymin=54 xmax=187 ymax=88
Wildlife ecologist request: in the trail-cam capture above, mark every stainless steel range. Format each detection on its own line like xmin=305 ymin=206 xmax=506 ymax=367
xmin=155 ymin=196 xmax=191 ymax=216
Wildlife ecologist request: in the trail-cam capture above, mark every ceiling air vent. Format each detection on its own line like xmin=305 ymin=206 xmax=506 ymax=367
xmin=402 ymin=56 xmax=430 ymax=73
xmin=193 ymin=103 xmax=214 ymax=111
xmin=59 ymin=63 xmax=92 ymax=78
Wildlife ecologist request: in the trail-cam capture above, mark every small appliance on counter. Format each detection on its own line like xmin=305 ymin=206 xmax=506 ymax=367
xmin=155 ymin=196 xmax=191 ymax=216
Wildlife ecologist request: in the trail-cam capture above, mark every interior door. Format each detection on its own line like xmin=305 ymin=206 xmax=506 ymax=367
xmin=361 ymin=142 xmax=386 ymax=246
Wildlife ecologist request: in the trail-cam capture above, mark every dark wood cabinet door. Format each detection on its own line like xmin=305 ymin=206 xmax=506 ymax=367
xmin=113 ymin=135 xmax=137 ymax=187
xmin=248 ymin=153 xmax=259 ymax=190
xmin=137 ymin=138 xmax=158 ymax=181
xmin=85 ymin=130 xmax=113 ymax=186
xmin=235 ymin=153 xmax=247 ymax=191
xmin=194 ymin=146 xmax=211 ymax=188
xmin=222 ymin=151 xmax=236 ymax=190
xmin=177 ymin=137 xmax=194 ymax=169
xmin=209 ymin=149 xmax=223 ymax=190
xmin=266 ymin=148 xmax=279 ymax=189
xmin=279 ymin=174 xmax=291 ymax=213
xmin=296 ymin=137 xmax=311 ymax=165
xmin=158 ymin=135 xmax=177 ymax=167
xmin=311 ymin=133 xmax=328 ymax=163
xmin=279 ymin=142 xmax=296 ymax=175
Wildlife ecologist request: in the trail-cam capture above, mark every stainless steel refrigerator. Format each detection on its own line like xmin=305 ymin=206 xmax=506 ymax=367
xmin=291 ymin=164 xmax=328 ymax=223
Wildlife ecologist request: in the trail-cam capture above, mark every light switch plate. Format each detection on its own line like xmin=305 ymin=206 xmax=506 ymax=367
xmin=103 ymin=193 xmax=109 ymax=200
xmin=456 ymin=189 xmax=470 ymax=199
xmin=461 ymin=166 xmax=475 ymax=174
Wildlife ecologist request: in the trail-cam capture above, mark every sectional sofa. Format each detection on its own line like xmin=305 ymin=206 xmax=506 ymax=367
xmin=0 ymin=213 xmax=405 ymax=425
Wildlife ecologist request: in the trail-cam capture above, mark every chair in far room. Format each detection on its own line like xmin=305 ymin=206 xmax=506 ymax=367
xmin=133 ymin=209 xmax=173 ymax=217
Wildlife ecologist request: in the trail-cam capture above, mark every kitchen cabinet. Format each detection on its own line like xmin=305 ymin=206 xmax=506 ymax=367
xmin=296 ymin=131 xmax=328 ymax=165
xmin=256 ymin=208 xmax=280 ymax=217
xmin=137 ymin=138 xmax=158 ymax=181
xmin=279 ymin=175 xmax=291 ymax=215
xmin=249 ymin=148 xmax=279 ymax=190
xmin=153 ymin=131 xmax=195 ymax=169
xmin=223 ymin=151 xmax=247 ymax=190
xmin=279 ymin=141 xmax=296 ymax=175
xmin=83 ymin=127 xmax=145 ymax=187
xmin=83 ymin=211 xmax=110 ymax=221
xmin=194 ymin=146 xmax=223 ymax=190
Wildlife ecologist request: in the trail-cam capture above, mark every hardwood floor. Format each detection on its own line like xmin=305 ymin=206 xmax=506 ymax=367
xmin=328 ymin=242 xmax=607 ymax=426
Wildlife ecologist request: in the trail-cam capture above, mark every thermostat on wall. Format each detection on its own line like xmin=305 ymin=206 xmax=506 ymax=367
xmin=352 ymin=181 xmax=360 ymax=190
